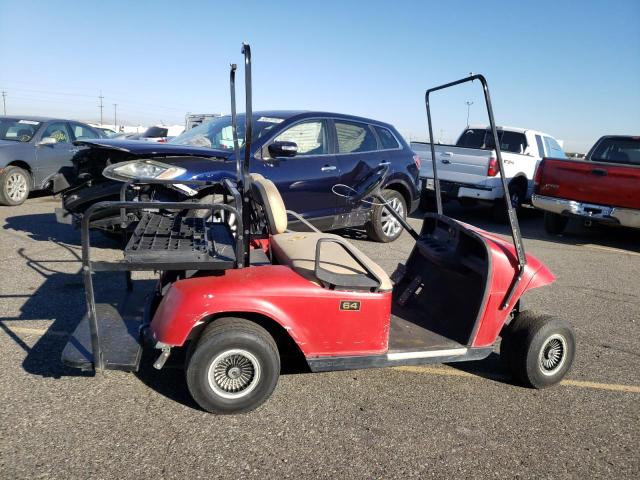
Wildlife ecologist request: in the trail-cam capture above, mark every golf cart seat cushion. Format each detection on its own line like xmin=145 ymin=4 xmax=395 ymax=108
xmin=271 ymin=232 xmax=393 ymax=292
xmin=250 ymin=173 xmax=287 ymax=234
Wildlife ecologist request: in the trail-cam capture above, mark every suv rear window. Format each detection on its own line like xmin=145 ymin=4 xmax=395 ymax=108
xmin=374 ymin=126 xmax=399 ymax=150
xmin=144 ymin=127 xmax=169 ymax=138
xmin=335 ymin=121 xmax=377 ymax=153
xmin=590 ymin=137 xmax=640 ymax=165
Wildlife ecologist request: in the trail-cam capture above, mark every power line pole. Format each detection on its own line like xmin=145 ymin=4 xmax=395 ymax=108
xmin=113 ymin=103 xmax=117 ymax=129
xmin=465 ymin=101 xmax=474 ymax=127
xmin=98 ymin=91 xmax=104 ymax=125
xmin=1 ymin=91 xmax=6 ymax=115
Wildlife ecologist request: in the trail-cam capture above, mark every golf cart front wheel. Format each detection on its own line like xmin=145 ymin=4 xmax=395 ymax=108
xmin=501 ymin=312 xmax=575 ymax=389
xmin=186 ymin=317 xmax=280 ymax=414
xmin=366 ymin=189 xmax=406 ymax=242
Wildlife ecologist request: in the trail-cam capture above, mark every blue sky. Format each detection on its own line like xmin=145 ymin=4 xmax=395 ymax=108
xmin=1 ymin=0 xmax=638 ymax=152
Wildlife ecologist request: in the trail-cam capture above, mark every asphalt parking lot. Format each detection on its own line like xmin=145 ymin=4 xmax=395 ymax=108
xmin=1 ymin=195 xmax=639 ymax=479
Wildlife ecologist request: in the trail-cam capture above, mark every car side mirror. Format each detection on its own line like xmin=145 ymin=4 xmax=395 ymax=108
xmin=38 ymin=137 xmax=58 ymax=146
xmin=268 ymin=141 xmax=298 ymax=158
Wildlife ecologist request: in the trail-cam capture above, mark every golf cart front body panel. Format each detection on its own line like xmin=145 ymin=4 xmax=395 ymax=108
xmin=149 ymin=265 xmax=392 ymax=357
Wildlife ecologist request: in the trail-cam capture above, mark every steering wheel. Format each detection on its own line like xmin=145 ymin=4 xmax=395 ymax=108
xmin=346 ymin=165 xmax=389 ymax=203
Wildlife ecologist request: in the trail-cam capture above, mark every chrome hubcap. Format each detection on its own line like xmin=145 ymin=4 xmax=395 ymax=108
xmin=381 ymin=197 xmax=404 ymax=237
xmin=6 ymin=173 xmax=28 ymax=202
xmin=208 ymin=349 xmax=261 ymax=399
xmin=538 ymin=334 xmax=567 ymax=376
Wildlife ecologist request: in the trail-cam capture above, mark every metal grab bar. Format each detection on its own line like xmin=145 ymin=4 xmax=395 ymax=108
xmin=80 ymin=200 xmax=243 ymax=371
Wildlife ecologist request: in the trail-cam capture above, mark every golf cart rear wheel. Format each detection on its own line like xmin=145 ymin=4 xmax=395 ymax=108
xmin=0 ymin=166 xmax=31 ymax=206
xmin=366 ymin=189 xmax=406 ymax=243
xmin=501 ymin=312 xmax=575 ymax=389
xmin=186 ymin=317 xmax=280 ymax=414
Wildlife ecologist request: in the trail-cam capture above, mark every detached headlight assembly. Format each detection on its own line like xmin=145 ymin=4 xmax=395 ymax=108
xmin=103 ymin=160 xmax=186 ymax=182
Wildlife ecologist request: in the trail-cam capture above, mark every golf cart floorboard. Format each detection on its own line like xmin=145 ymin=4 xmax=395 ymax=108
xmin=122 ymin=213 xmax=236 ymax=269
xmin=388 ymin=314 xmax=463 ymax=352
xmin=61 ymin=298 xmax=147 ymax=372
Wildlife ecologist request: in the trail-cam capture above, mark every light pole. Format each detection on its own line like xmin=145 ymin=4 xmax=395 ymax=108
xmin=465 ymin=101 xmax=474 ymax=127
xmin=113 ymin=104 xmax=117 ymax=130
xmin=1 ymin=91 xmax=6 ymax=115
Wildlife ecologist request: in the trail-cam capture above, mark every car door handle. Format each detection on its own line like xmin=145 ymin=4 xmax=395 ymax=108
xmin=591 ymin=168 xmax=607 ymax=176
xmin=378 ymin=161 xmax=390 ymax=166
xmin=441 ymin=159 xmax=451 ymax=164
xmin=321 ymin=165 xmax=336 ymax=172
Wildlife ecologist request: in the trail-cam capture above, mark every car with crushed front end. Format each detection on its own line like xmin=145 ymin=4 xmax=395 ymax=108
xmin=59 ymin=45 xmax=575 ymax=415
xmin=0 ymin=116 xmax=104 ymax=205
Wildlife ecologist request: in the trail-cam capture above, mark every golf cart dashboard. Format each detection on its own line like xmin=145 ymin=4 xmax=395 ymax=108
xmin=416 ymin=215 xmax=487 ymax=274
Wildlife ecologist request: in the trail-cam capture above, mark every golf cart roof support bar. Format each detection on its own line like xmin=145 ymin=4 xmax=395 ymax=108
xmin=230 ymin=63 xmax=241 ymax=183
xmin=240 ymin=42 xmax=253 ymax=268
xmin=425 ymin=74 xmax=526 ymax=310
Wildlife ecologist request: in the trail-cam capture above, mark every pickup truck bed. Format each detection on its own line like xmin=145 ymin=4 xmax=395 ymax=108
xmin=532 ymin=136 xmax=640 ymax=232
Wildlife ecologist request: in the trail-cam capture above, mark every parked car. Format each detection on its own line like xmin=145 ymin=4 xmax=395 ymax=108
xmin=0 ymin=116 xmax=104 ymax=206
xmin=412 ymin=126 xmax=566 ymax=220
xmin=55 ymin=111 xmax=421 ymax=242
xmin=532 ymin=135 xmax=640 ymax=234
xmin=95 ymin=127 xmax=118 ymax=137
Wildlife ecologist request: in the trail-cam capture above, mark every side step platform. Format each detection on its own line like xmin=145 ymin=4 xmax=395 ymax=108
xmin=62 ymin=299 xmax=147 ymax=372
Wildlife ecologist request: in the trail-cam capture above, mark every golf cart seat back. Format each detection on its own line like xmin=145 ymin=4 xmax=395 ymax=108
xmin=250 ymin=174 xmax=393 ymax=292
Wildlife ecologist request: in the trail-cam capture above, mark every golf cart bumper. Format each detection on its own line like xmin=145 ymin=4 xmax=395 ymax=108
xmin=532 ymin=194 xmax=640 ymax=229
xmin=422 ymin=177 xmax=501 ymax=202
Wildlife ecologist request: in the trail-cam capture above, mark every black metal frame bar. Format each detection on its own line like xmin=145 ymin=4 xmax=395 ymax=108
xmin=424 ymin=75 xmax=526 ymax=309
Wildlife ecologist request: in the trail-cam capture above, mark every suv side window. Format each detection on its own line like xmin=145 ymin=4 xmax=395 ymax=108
xmin=71 ymin=123 xmax=99 ymax=140
xmin=335 ymin=121 xmax=377 ymax=154
xmin=274 ymin=121 xmax=327 ymax=155
xmin=374 ymin=126 xmax=399 ymax=150
xmin=543 ymin=136 xmax=566 ymax=158
xmin=41 ymin=122 xmax=71 ymax=143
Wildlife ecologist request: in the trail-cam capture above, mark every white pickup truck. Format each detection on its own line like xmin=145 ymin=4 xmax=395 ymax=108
xmin=411 ymin=125 xmax=566 ymax=219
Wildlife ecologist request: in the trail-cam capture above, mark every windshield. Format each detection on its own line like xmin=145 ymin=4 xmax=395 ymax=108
xmin=0 ymin=119 xmax=42 ymax=142
xmin=590 ymin=137 xmax=640 ymax=165
xmin=170 ymin=114 xmax=284 ymax=150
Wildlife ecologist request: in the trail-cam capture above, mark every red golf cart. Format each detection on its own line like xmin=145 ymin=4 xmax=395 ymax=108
xmin=62 ymin=44 xmax=575 ymax=414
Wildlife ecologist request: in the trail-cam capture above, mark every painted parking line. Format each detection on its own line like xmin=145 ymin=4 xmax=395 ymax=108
xmin=5 ymin=326 xmax=639 ymax=393
xmin=393 ymin=365 xmax=640 ymax=393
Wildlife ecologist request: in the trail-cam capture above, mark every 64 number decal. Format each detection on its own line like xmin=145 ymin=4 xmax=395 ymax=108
xmin=340 ymin=300 xmax=361 ymax=311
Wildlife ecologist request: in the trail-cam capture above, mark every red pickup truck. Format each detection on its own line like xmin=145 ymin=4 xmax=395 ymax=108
xmin=532 ymin=136 xmax=640 ymax=234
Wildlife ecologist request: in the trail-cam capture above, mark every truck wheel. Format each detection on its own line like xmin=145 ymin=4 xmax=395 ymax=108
xmin=186 ymin=317 xmax=280 ymax=414
xmin=501 ymin=312 xmax=575 ymax=389
xmin=366 ymin=189 xmax=406 ymax=242
xmin=543 ymin=212 xmax=568 ymax=235
xmin=492 ymin=183 xmax=524 ymax=223
xmin=0 ymin=166 xmax=31 ymax=206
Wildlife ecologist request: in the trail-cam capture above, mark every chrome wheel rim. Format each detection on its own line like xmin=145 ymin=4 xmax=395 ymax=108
xmin=538 ymin=334 xmax=567 ymax=376
xmin=381 ymin=197 xmax=404 ymax=237
xmin=6 ymin=172 xmax=28 ymax=202
xmin=208 ymin=349 xmax=261 ymax=399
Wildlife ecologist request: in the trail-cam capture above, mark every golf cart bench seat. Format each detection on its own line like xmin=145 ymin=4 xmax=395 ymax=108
xmin=250 ymin=174 xmax=392 ymax=292
xmin=271 ymin=232 xmax=393 ymax=291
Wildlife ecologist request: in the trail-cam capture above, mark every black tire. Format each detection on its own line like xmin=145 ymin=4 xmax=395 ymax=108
xmin=420 ymin=190 xmax=437 ymax=212
xmin=492 ymin=182 xmax=524 ymax=224
xmin=0 ymin=166 xmax=31 ymax=206
xmin=543 ymin=211 xmax=568 ymax=235
xmin=501 ymin=312 xmax=575 ymax=389
xmin=366 ymin=189 xmax=407 ymax=243
xmin=186 ymin=317 xmax=280 ymax=414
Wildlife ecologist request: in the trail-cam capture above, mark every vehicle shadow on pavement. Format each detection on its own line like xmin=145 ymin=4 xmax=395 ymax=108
xmin=446 ymin=352 xmax=520 ymax=386
xmin=3 ymin=212 xmax=120 ymax=248
xmin=411 ymin=204 xmax=640 ymax=253
xmin=3 ymin=246 xmax=131 ymax=379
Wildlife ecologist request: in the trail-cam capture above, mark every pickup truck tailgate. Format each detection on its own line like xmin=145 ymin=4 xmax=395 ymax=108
xmin=412 ymin=143 xmax=490 ymax=185
xmin=537 ymin=158 xmax=640 ymax=209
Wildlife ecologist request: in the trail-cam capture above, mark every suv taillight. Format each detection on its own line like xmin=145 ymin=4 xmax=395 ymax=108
xmin=413 ymin=154 xmax=421 ymax=170
xmin=487 ymin=157 xmax=499 ymax=177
